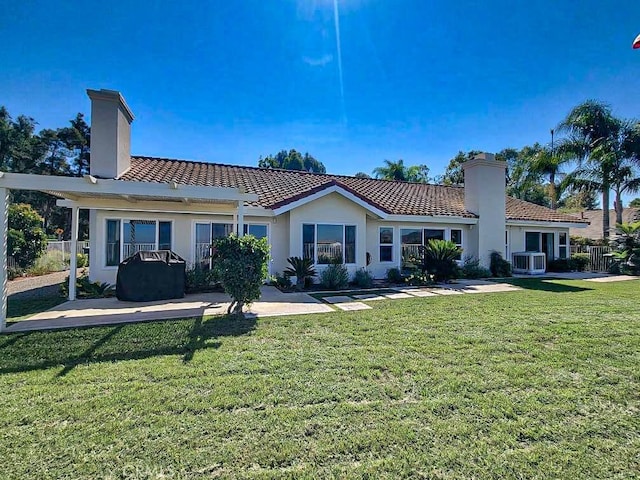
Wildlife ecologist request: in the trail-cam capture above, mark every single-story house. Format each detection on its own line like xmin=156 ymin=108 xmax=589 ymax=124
xmin=0 ymin=89 xmax=587 ymax=330
xmin=569 ymin=208 xmax=640 ymax=240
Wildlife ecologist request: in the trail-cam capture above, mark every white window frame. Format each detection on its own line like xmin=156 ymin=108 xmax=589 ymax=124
xmin=399 ymin=226 xmax=464 ymax=266
xmin=378 ymin=226 xmax=395 ymax=263
xmin=193 ymin=220 xmax=234 ymax=269
xmin=302 ymin=223 xmax=357 ymax=266
xmin=104 ymin=217 xmax=174 ymax=269
xmin=558 ymin=231 xmax=568 ymax=259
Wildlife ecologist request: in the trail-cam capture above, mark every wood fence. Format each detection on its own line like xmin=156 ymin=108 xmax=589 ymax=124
xmin=570 ymin=245 xmax=612 ymax=272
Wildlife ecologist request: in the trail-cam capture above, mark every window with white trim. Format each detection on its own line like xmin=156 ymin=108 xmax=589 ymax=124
xmin=303 ymin=223 xmax=356 ymax=264
xmin=195 ymin=222 xmax=233 ymax=269
xmin=379 ymin=227 xmax=394 ymax=263
xmin=243 ymin=223 xmax=268 ymax=239
xmin=450 ymin=229 xmax=463 ymax=260
xmin=559 ymin=232 xmax=568 ymax=259
xmin=105 ymin=219 xmax=172 ymax=267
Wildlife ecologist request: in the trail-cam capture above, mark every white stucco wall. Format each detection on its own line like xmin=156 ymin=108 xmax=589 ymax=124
xmin=287 ymin=192 xmax=368 ymax=279
xmin=365 ymin=220 xmax=476 ymax=279
xmin=507 ymin=225 xmax=572 ymax=262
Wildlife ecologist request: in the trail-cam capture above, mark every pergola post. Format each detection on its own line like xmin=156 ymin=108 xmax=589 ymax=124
xmin=0 ymin=188 xmax=8 ymax=332
xmin=68 ymin=205 xmax=79 ymax=301
xmin=237 ymin=200 xmax=245 ymax=237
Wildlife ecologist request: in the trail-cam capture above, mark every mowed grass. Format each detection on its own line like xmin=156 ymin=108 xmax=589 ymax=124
xmin=0 ymin=279 xmax=638 ymax=479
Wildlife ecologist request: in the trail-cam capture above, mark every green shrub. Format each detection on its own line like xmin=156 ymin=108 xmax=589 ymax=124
xmin=185 ymin=265 xmax=220 ymax=294
xmin=419 ymin=239 xmax=461 ymax=282
xmin=570 ymin=253 xmax=590 ymax=272
xmin=404 ymin=272 xmax=433 ymax=286
xmin=353 ymin=269 xmax=374 ymax=288
xmin=27 ymin=250 xmax=67 ymax=276
xmin=320 ymin=263 xmax=350 ymax=290
xmin=8 ymin=267 xmax=23 ymax=280
xmin=60 ymin=270 xmax=115 ymax=299
xmin=609 ymin=222 xmax=640 ymax=275
xmin=386 ymin=267 xmax=403 ymax=284
xmin=490 ymin=251 xmax=512 ymax=277
xmin=547 ymin=258 xmax=573 ymax=273
xmin=211 ymin=234 xmax=270 ymax=315
xmin=271 ymin=272 xmax=292 ymax=290
xmin=76 ymin=253 xmax=89 ymax=268
xmin=284 ymin=256 xmax=316 ymax=290
xmin=8 ymin=203 xmax=47 ymax=269
xmin=461 ymin=256 xmax=491 ymax=279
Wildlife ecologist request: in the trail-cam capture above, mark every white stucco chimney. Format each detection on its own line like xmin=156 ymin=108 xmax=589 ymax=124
xmin=462 ymin=153 xmax=507 ymax=267
xmin=87 ymin=89 xmax=134 ymax=179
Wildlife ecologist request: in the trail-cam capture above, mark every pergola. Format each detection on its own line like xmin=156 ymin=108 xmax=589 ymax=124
xmin=0 ymin=172 xmax=258 ymax=332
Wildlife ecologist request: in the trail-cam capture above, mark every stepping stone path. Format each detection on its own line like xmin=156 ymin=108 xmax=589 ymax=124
xmin=320 ymin=282 xmax=520 ymax=311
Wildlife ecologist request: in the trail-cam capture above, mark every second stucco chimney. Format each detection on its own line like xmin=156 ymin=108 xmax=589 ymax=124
xmin=87 ymin=89 xmax=134 ymax=178
xmin=462 ymin=153 xmax=507 ymax=267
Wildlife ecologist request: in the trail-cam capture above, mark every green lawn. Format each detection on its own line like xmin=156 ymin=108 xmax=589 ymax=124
xmin=0 ymin=279 xmax=638 ymax=479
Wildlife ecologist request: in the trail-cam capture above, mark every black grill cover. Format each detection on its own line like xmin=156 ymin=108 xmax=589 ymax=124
xmin=116 ymin=250 xmax=186 ymax=302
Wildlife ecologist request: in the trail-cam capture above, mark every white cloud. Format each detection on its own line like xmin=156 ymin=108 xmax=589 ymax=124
xmin=302 ymin=54 xmax=334 ymax=67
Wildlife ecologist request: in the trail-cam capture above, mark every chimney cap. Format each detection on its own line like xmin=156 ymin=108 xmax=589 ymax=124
xmin=87 ymin=89 xmax=135 ymax=123
xmin=462 ymin=152 xmax=505 ymax=171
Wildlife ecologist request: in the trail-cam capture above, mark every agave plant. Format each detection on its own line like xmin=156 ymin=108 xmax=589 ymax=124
xmin=418 ymin=239 xmax=462 ymax=282
xmin=283 ymin=256 xmax=317 ymax=290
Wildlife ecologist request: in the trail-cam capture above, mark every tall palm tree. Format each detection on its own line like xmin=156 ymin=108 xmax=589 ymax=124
xmin=527 ymin=141 xmax=571 ymax=209
xmin=373 ymin=159 xmax=409 ymax=181
xmin=558 ymin=100 xmax=620 ymax=238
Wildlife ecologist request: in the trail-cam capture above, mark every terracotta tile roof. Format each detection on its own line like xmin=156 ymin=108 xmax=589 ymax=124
xmin=119 ymin=156 xmax=585 ymax=224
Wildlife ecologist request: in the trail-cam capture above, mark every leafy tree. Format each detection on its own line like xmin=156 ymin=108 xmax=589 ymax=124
xmin=211 ymin=234 xmax=270 ymax=315
xmin=527 ymin=142 xmax=571 ymax=209
xmin=558 ymin=100 xmax=622 ymax=238
xmin=7 ymin=203 xmax=47 ymax=269
xmin=440 ymin=150 xmax=481 ymax=185
xmin=630 ymin=198 xmax=640 ymax=208
xmin=504 ymin=145 xmax=549 ymax=206
xmin=557 ymin=189 xmax=599 ymax=210
xmin=258 ymin=149 xmax=326 ymax=173
xmin=354 ymin=172 xmax=370 ymax=179
xmin=58 ymin=113 xmax=91 ymax=175
xmin=373 ymin=159 xmax=432 ymax=183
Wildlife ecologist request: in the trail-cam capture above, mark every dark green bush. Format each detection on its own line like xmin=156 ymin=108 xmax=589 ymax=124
xmin=490 ymin=251 xmax=512 ymax=277
xmin=8 ymin=203 xmax=47 ymax=269
xmin=419 ymin=239 xmax=461 ymax=282
xmin=386 ymin=267 xmax=403 ymax=284
xmin=353 ymin=269 xmax=374 ymax=288
xmin=271 ymin=272 xmax=292 ymax=290
xmin=284 ymin=256 xmax=316 ymax=290
xmin=570 ymin=253 xmax=590 ymax=272
xmin=185 ymin=266 xmax=220 ymax=294
xmin=461 ymin=256 xmax=491 ymax=279
xmin=211 ymin=234 xmax=270 ymax=315
xmin=547 ymin=258 xmax=573 ymax=272
xmin=320 ymin=263 xmax=349 ymax=290
xmin=60 ymin=270 xmax=115 ymax=298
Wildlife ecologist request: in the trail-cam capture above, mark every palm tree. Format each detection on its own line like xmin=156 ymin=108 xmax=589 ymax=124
xmin=527 ymin=140 xmax=571 ymax=209
xmin=558 ymin=100 xmax=621 ymax=238
xmin=373 ymin=159 xmax=408 ymax=181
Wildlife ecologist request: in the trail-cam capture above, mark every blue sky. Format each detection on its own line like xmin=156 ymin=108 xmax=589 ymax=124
xmin=2 ymin=0 xmax=640 ymax=187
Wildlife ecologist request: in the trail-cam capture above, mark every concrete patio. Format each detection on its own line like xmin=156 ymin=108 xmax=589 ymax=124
xmin=5 ymin=286 xmax=333 ymax=333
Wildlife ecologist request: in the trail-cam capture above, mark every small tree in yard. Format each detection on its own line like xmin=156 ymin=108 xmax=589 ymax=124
xmin=211 ymin=234 xmax=270 ymax=315
xmin=8 ymin=203 xmax=47 ymax=269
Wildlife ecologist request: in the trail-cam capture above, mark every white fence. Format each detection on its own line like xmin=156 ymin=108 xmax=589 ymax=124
xmin=8 ymin=240 xmax=90 ymax=271
xmin=570 ymin=245 xmax=612 ymax=272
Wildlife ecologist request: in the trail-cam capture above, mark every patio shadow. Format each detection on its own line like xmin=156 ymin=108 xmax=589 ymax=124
xmin=0 ymin=315 xmax=256 ymax=376
xmin=501 ymin=278 xmax=593 ymax=293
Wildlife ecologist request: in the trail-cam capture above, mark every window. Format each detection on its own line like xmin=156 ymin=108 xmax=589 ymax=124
xmin=106 ymin=219 xmax=121 ymax=266
xmin=303 ymin=224 xmax=356 ymax=264
xmin=559 ymin=232 xmax=568 ymax=259
xmin=379 ymin=227 xmax=394 ymax=262
xmin=106 ymin=219 xmax=172 ymax=266
xmin=243 ymin=224 xmax=268 ymax=239
xmin=525 ymin=232 xmax=541 ymax=252
xmin=195 ymin=222 xmax=233 ymax=268
xmin=400 ymin=227 xmax=448 ymax=267
xmin=450 ymin=229 xmax=463 ymax=260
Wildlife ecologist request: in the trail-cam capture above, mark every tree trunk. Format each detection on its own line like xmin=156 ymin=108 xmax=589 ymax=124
xmin=614 ymin=188 xmax=624 ymax=225
xmin=602 ymin=187 xmax=611 ymax=239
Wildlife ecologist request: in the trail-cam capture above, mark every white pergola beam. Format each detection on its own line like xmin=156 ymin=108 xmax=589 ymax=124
xmin=0 ymin=172 xmax=258 ymax=203
xmin=68 ymin=206 xmax=79 ymax=301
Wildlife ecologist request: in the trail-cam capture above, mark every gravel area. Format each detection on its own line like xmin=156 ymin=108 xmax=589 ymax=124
xmin=8 ymin=269 xmax=85 ymax=300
